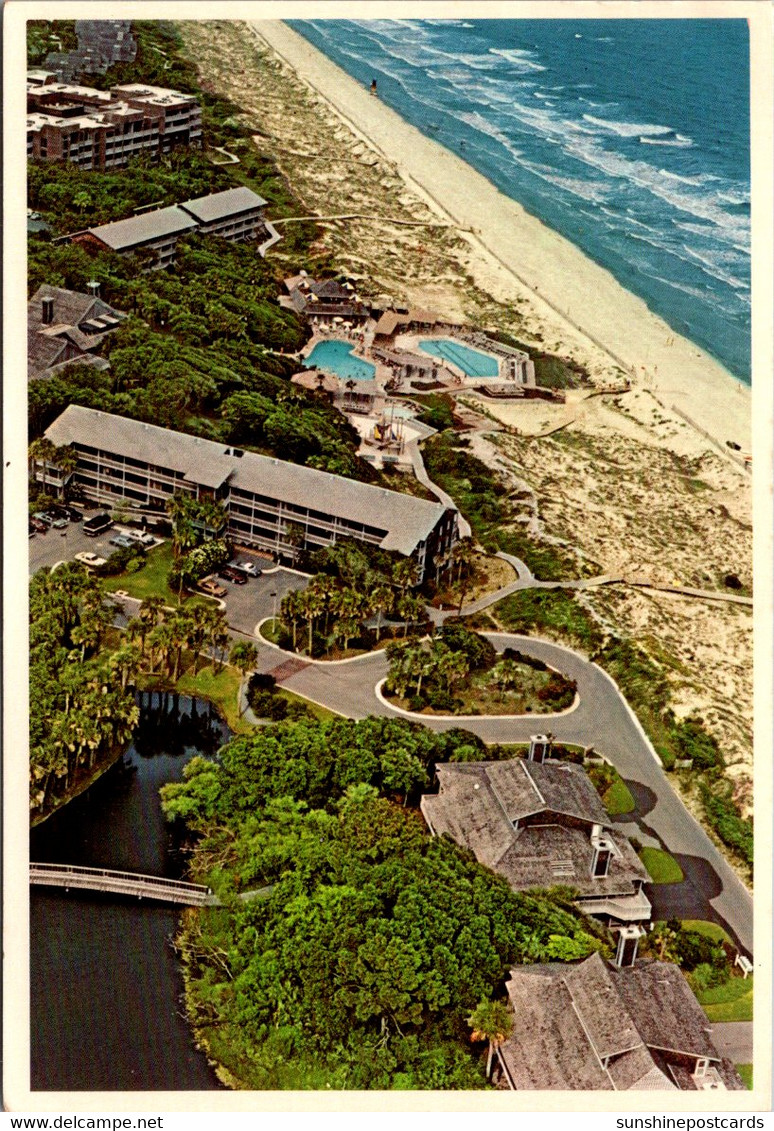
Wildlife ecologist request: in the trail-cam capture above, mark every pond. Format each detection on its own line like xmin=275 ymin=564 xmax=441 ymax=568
xmin=29 ymin=692 xmax=229 ymax=1091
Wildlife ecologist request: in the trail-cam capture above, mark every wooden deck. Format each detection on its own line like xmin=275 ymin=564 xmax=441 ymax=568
xmin=30 ymin=863 xmax=218 ymax=906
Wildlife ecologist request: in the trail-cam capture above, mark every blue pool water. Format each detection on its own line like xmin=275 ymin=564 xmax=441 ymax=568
xmin=418 ymin=338 xmax=500 ymax=377
xmin=305 ymin=339 xmax=376 ymax=380
xmin=290 ymin=20 xmax=751 ymax=382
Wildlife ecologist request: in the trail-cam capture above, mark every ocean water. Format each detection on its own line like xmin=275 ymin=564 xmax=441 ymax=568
xmin=289 ymin=19 xmax=751 ymax=382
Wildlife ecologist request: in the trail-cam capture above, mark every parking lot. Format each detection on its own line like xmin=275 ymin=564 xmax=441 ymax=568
xmin=29 ymin=520 xmax=120 ymax=575
xmin=220 ymin=565 xmax=309 ymax=637
xmin=29 ymin=520 xmax=309 ymax=636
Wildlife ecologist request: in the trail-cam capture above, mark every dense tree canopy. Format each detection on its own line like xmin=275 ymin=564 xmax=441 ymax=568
xmin=161 ymin=717 xmax=607 ymax=1089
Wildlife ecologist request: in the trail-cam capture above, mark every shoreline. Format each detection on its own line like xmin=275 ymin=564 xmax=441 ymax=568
xmin=249 ymin=20 xmax=751 ymax=456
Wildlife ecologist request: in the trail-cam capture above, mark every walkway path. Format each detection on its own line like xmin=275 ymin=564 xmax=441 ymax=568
xmin=406 ymin=438 xmax=471 ymax=537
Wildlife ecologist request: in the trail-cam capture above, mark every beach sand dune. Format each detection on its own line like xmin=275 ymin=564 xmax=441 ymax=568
xmin=249 ymin=19 xmax=751 ymax=456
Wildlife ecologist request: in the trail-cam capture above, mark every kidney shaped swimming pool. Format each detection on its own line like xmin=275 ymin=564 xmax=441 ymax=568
xmin=305 ymin=339 xmax=376 ymax=381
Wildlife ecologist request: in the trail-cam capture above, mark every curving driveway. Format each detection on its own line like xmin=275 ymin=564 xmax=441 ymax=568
xmin=259 ymin=629 xmax=753 ymax=956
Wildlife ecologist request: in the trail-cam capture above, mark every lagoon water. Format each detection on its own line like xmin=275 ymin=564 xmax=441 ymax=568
xmin=290 ymin=19 xmax=751 ymax=381
xmin=29 ymin=693 xmax=227 ymax=1091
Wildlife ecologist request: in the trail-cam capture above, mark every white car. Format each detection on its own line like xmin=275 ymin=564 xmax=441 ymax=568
xmin=228 ymin=559 xmax=262 ymax=578
xmin=75 ymin=551 xmax=107 ymax=569
xmin=126 ymin=530 xmax=156 ymax=546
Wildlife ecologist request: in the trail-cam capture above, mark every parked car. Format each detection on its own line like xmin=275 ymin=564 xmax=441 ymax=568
xmin=75 ymin=551 xmax=107 ymax=569
xmin=110 ymin=534 xmax=136 ymax=549
xmin=228 ymin=559 xmax=262 ymax=578
xmin=64 ymin=507 xmax=83 ymax=522
xmin=51 ymin=517 xmax=69 ymax=530
xmin=32 ymin=511 xmax=55 ymax=527
xmin=218 ymin=567 xmax=247 ymax=585
xmin=30 ymin=517 xmax=48 ymax=533
xmin=126 ymin=530 xmax=156 ymax=546
xmin=83 ymin=513 xmax=113 ymax=537
xmin=198 ymin=577 xmax=227 ymax=598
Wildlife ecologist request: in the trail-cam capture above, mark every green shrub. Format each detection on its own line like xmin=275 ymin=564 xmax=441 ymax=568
xmin=700 ymin=785 xmax=753 ymax=867
xmin=438 ymin=624 xmax=496 ymax=671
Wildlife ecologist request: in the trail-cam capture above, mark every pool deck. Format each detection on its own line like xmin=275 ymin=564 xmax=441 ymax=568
xmin=300 ymin=322 xmax=515 ymax=396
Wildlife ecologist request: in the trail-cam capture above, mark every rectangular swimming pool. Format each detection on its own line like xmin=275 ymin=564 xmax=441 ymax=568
xmin=305 ymin=339 xmax=376 ymax=381
xmin=418 ymin=338 xmax=499 ymax=378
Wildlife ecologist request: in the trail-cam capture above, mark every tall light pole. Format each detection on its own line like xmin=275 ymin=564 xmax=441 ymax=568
xmin=270 ymin=589 xmax=277 ymax=626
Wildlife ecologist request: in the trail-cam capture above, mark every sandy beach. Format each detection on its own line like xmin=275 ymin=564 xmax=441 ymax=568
xmin=250 ymin=19 xmax=751 ymax=456
xmin=176 ymin=19 xmax=753 ymax=851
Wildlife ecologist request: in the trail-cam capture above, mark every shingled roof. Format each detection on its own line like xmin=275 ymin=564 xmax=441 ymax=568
xmin=28 ymin=285 xmax=125 ymax=380
xmin=179 ymin=186 xmax=267 ymax=224
xmin=45 ymin=405 xmax=453 ymax=558
xmin=421 ymin=758 xmax=648 ymax=899
xmin=496 ymin=954 xmax=743 ymax=1092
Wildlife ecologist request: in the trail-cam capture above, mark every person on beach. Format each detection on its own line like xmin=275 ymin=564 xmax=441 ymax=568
xmin=370 ymin=79 xmax=377 ymax=96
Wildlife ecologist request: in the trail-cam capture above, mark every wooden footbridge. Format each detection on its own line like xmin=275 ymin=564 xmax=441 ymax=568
xmin=30 ymin=863 xmax=219 ymax=906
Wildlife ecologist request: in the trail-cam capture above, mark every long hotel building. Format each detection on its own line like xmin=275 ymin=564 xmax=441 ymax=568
xmin=40 ymin=407 xmax=458 ymax=580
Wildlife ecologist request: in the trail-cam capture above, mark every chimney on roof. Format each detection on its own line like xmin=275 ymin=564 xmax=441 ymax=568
xmin=87 ymin=279 xmax=101 ymax=297
xmin=528 ymin=734 xmax=552 ymax=764
xmin=613 ymin=925 xmax=644 ymax=968
xmin=590 ymin=825 xmax=614 ymax=878
xmin=42 ymin=296 xmax=54 ymax=325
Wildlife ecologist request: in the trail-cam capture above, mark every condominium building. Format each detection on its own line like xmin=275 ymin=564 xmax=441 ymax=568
xmin=73 ymin=188 xmax=280 ymax=268
xmin=39 ymin=406 xmax=458 ymax=579
xmin=27 ymin=80 xmax=201 ymax=170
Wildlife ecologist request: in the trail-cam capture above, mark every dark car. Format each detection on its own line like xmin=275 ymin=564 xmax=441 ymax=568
xmin=30 ymin=517 xmax=48 ymax=533
xmin=64 ymin=507 xmax=83 ymax=522
xmin=218 ymin=567 xmax=247 ymax=585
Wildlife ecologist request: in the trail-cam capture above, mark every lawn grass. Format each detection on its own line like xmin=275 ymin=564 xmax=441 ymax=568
xmin=175 ymin=663 xmax=253 ymax=736
xmin=695 ymin=976 xmax=753 ymax=1023
xmin=680 ymin=920 xmax=734 ymax=946
xmin=602 ymin=776 xmax=636 ymax=815
xmin=736 ymin=1064 xmax=753 ymax=1089
xmin=639 ymin=847 xmax=684 ymax=884
xmin=102 ymin=542 xmax=211 ymax=609
xmin=276 ymin=688 xmax=340 ymax=723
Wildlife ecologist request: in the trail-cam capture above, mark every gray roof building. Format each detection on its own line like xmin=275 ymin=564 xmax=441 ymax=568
xmin=496 ymin=952 xmax=745 ymax=1091
xmin=85 ymin=207 xmax=199 ymax=253
xmin=180 ymin=186 xmax=267 ymax=224
xmin=421 ymin=757 xmax=650 ymax=921
xmin=28 ymin=284 xmax=125 ymax=380
xmin=43 ymin=406 xmax=457 ymax=570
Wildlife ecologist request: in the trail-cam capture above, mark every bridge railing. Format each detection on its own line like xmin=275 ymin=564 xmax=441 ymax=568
xmin=29 ymin=863 xmax=214 ymax=905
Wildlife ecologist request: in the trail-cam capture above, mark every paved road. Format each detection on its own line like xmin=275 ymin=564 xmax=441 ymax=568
xmin=68 ymin=546 xmax=754 ymax=955
xmin=259 ymin=630 xmax=753 ymax=956
xmin=709 ymin=1022 xmax=753 ymax=1065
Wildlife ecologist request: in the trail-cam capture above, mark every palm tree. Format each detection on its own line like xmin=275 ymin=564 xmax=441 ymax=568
xmin=496 ymin=657 xmax=520 ymax=693
xmin=187 ymin=603 xmax=211 ymax=675
xmin=467 ymin=999 xmax=514 ymax=1080
xmin=393 ymin=558 xmax=419 ymax=597
xmin=280 ymin=589 xmax=302 ymax=652
xmin=203 ymin=607 xmax=229 ymax=672
xmin=230 ymin=641 xmax=258 ymax=714
xmin=28 ymin=436 xmax=57 ymax=481
xmin=108 ymin=641 xmax=143 ymax=692
xmin=167 ymin=609 xmax=193 ymax=681
xmin=370 ymin=583 xmax=394 ymax=642
xmin=451 ymin=536 xmax=476 ymax=584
